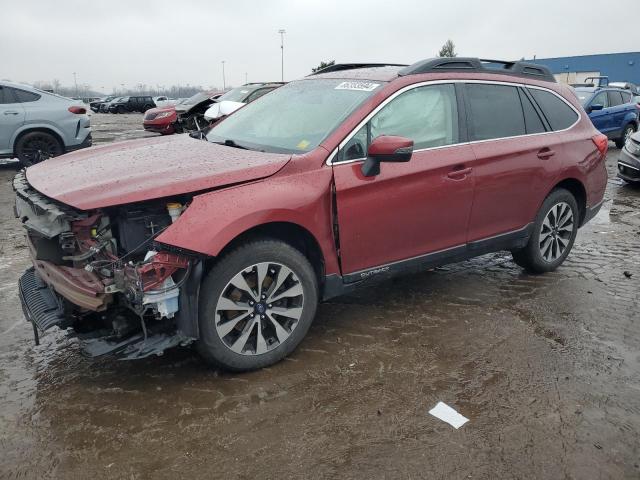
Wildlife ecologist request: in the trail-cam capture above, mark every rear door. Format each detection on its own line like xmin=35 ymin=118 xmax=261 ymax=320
xmin=0 ymin=86 xmax=25 ymax=153
xmin=465 ymin=83 xmax=559 ymax=241
xmin=333 ymin=83 xmax=475 ymax=275
xmin=607 ymin=90 xmax=626 ymax=136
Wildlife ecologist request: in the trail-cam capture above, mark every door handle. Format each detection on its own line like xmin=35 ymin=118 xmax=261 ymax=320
xmin=537 ymin=148 xmax=555 ymax=160
xmin=3 ymin=111 xmax=19 ymax=115
xmin=446 ymin=167 xmax=473 ymax=180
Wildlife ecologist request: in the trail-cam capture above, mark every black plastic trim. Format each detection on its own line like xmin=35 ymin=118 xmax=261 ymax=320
xmin=398 ymin=57 xmax=556 ymax=83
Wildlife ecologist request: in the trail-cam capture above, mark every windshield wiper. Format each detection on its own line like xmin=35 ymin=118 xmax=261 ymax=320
xmin=212 ymin=139 xmax=249 ymax=150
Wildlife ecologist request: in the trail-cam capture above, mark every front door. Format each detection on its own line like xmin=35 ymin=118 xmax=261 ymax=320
xmin=332 ymin=83 xmax=475 ymax=276
xmin=588 ymin=91 xmax=612 ymax=136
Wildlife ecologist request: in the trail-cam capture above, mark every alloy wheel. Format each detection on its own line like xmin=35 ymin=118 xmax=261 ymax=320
xmin=215 ymin=262 xmax=304 ymax=355
xmin=20 ymin=135 xmax=62 ymax=165
xmin=539 ymin=202 xmax=574 ymax=262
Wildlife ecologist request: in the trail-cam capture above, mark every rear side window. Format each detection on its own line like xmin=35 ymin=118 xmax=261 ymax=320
xmin=528 ymin=89 xmax=579 ymax=131
xmin=13 ymin=88 xmax=41 ymax=103
xmin=621 ymin=92 xmax=633 ymax=103
xmin=608 ymin=91 xmax=624 ymax=107
xmin=518 ymin=89 xmax=546 ymax=134
xmin=466 ymin=84 xmax=525 ymax=141
xmin=0 ymin=86 xmax=12 ymax=104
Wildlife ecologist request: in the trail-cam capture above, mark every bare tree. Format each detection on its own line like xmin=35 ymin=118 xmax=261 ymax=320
xmin=311 ymin=60 xmax=335 ymax=73
xmin=437 ymin=40 xmax=457 ymax=58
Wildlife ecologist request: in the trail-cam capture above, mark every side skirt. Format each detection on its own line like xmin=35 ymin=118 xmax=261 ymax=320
xmin=322 ymin=224 xmax=532 ymax=300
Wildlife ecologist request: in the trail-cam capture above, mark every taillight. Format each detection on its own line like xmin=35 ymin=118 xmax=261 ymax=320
xmin=592 ymin=133 xmax=609 ymax=156
xmin=68 ymin=106 xmax=86 ymax=114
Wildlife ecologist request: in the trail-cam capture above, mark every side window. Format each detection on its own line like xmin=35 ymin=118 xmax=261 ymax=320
xmin=339 ymin=84 xmax=459 ymax=161
xmin=466 ymin=84 xmax=525 ymax=141
xmin=0 ymin=86 xmax=9 ymax=104
xmin=528 ymin=88 xmax=579 ymax=131
xmin=608 ymin=91 xmax=623 ymax=107
xmin=13 ymin=88 xmax=40 ymax=103
xmin=518 ymin=89 xmax=546 ymax=134
xmin=591 ymin=92 xmax=608 ymax=109
xmin=621 ymin=92 xmax=632 ymax=104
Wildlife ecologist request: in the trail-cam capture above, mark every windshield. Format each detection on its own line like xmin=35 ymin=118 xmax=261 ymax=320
xmin=574 ymin=90 xmax=592 ymax=106
xmin=217 ymin=86 xmax=258 ymax=103
xmin=206 ymin=79 xmax=383 ymax=153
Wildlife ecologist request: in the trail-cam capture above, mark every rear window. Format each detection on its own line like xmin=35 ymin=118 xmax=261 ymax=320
xmin=13 ymin=88 xmax=40 ymax=103
xmin=466 ymin=84 xmax=525 ymax=140
xmin=528 ymin=89 xmax=578 ymax=131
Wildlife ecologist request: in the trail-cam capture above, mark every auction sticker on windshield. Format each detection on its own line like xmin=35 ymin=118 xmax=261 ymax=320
xmin=335 ymin=81 xmax=380 ymax=92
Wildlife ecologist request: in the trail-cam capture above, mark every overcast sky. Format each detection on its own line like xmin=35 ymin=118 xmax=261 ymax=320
xmin=3 ymin=0 xmax=639 ymax=92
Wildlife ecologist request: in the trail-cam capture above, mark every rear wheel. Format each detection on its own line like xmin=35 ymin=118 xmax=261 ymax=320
xmin=197 ymin=239 xmax=319 ymax=371
xmin=15 ymin=131 xmax=63 ymax=167
xmin=615 ymin=124 xmax=636 ymax=149
xmin=512 ymin=188 xmax=579 ymax=273
xmin=117 ymin=105 xmax=126 ymax=114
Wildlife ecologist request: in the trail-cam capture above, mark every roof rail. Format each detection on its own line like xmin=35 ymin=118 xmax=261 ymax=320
xmin=398 ymin=57 xmax=557 ymax=82
xmin=309 ymin=63 xmax=408 ymax=75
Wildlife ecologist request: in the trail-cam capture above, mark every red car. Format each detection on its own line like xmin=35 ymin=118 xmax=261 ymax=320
xmin=142 ymin=105 xmax=178 ymax=135
xmin=16 ymin=58 xmax=607 ymax=371
xmin=143 ymin=91 xmax=224 ymax=135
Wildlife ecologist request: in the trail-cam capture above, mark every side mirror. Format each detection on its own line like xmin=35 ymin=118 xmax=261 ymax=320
xmin=361 ymin=135 xmax=414 ymax=177
xmin=589 ymin=104 xmax=604 ymax=112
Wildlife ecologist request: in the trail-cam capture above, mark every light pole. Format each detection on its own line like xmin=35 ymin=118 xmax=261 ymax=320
xmin=73 ymin=72 xmax=78 ymax=97
xmin=245 ymin=72 xmax=248 ymax=84
xmin=278 ymin=29 xmax=286 ymax=82
xmin=222 ymin=61 xmax=226 ymax=90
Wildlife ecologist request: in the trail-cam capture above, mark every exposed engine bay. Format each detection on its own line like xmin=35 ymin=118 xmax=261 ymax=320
xmin=14 ymin=171 xmax=200 ymax=359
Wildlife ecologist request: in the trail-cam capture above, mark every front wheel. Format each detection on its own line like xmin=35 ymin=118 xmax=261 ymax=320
xmin=615 ymin=124 xmax=636 ymax=149
xmin=512 ymin=188 xmax=579 ymax=273
xmin=197 ymin=239 xmax=319 ymax=371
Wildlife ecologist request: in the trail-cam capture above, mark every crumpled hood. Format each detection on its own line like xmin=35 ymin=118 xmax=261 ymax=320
xmin=26 ymin=134 xmax=291 ymax=210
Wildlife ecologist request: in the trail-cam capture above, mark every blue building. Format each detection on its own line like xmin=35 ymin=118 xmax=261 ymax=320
xmin=528 ymin=52 xmax=640 ymax=85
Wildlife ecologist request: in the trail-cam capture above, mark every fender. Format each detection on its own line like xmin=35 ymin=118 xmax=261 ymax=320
xmin=156 ymin=163 xmax=342 ymax=276
xmin=623 ymin=111 xmax=639 ymax=128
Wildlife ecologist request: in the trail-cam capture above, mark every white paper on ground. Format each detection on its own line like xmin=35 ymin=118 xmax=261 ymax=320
xmin=428 ymin=401 xmax=469 ymax=429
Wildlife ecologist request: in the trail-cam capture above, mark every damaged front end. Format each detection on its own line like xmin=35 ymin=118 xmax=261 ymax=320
xmin=14 ymin=171 xmax=203 ymax=359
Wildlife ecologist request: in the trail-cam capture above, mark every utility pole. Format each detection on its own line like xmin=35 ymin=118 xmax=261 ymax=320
xmin=222 ymin=61 xmax=226 ymax=90
xmin=278 ymin=29 xmax=286 ymax=82
xmin=73 ymin=72 xmax=78 ymax=97
xmin=245 ymin=72 xmax=248 ymax=84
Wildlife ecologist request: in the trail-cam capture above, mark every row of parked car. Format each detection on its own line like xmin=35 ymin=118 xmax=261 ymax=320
xmin=89 ymin=95 xmax=166 ymax=114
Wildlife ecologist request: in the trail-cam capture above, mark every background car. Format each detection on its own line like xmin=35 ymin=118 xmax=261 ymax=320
xmin=574 ymin=86 xmax=639 ymax=148
xmin=203 ymin=82 xmax=284 ymax=124
xmin=617 ymin=130 xmax=640 ymax=183
xmin=99 ymin=96 xmax=124 ymax=112
xmin=109 ymin=95 xmax=156 ymax=113
xmin=0 ymin=81 xmax=91 ymax=166
xmin=90 ymin=95 xmax=117 ymax=112
xmin=143 ymin=103 xmax=180 ymax=135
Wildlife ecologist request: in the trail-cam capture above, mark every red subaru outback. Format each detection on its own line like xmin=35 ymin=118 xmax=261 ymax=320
xmin=15 ymin=58 xmax=608 ymax=371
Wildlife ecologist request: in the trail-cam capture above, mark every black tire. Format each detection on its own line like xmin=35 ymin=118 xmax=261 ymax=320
xmin=142 ymin=104 xmax=153 ymax=113
xmin=197 ymin=239 xmax=319 ymax=371
xmin=15 ymin=131 xmax=64 ymax=167
xmin=511 ymin=188 xmax=579 ymax=273
xmin=615 ymin=124 xmax=636 ymax=149
xmin=117 ymin=105 xmax=126 ymax=114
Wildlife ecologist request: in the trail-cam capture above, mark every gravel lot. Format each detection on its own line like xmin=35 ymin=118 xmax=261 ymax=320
xmin=1 ymin=113 xmax=639 ymax=479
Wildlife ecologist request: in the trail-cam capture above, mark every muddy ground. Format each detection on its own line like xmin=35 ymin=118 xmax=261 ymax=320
xmin=1 ymin=113 xmax=639 ymax=479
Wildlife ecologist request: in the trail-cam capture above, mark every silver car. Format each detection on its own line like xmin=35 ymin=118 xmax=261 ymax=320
xmin=0 ymin=81 xmax=92 ymax=166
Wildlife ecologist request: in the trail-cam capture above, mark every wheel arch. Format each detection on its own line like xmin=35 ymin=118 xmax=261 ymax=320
xmin=12 ymin=126 xmax=66 ymax=155
xmin=207 ymin=221 xmax=326 ymax=286
xmin=550 ymin=177 xmax=587 ymax=226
